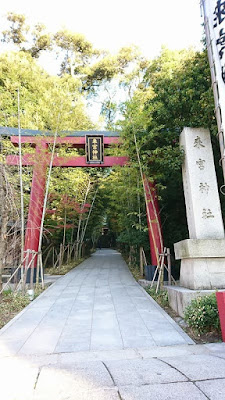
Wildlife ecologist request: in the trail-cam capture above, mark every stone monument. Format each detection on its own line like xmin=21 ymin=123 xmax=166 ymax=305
xmin=168 ymin=127 xmax=225 ymax=317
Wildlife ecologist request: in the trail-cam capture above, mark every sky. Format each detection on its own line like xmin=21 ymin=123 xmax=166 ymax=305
xmin=0 ymin=0 xmax=204 ymax=61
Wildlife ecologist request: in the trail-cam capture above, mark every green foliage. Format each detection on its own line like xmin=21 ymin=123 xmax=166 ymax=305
xmin=54 ymin=29 xmax=96 ymax=76
xmin=184 ymin=294 xmax=220 ymax=335
xmin=0 ymin=291 xmax=30 ymax=329
xmin=100 ymin=166 xmax=149 ymax=250
xmin=145 ymin=287 xmax=169 ymax=308
xmin=0 ymin=51 xmax=93 ymax=131
xmin=2 ymin=12 xmax=29 ymax=46
xmin=117 ymin=229 xmax=148 ymax=247
xmin=46 ymin=257 xmax=86 ymax=275
xmin=45 ymin=168 xmax=96 ymax=247
xmin=2 ymin=12 xmax=52 ymax=57
xmin=145 ymin=48 xmax=215 ymax=133
xmin=120 ymin=48 xmax=215 ymax=181
xmin=118 ymin=46 xmax=217 ymax=253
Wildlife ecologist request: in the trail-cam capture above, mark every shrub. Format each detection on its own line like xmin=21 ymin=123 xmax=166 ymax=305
xmin=184 ymin=293 xmax=220 ymax=335
xmin=0 ymin=292 xmax=30 ymax=329
xmin=146 ymin=287 xmax=169 ymax=308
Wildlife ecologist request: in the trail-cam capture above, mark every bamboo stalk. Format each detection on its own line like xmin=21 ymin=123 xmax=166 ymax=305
xmin=140 ymin=247 xmax=143 ymax=276
xmin=0 ymin=262 xmax=22 ymax=295
xmin=36 ymin=251 xmax=40 ymax=286
xmin=150 ymin=260 xmax=160 ymax=289
xmin=44 ymin=246 xmax=53 ymax=267
xmin=30 ymin=251 xmax=35 ymax=290
xmin=37 ymin=113 xmax=61 ymax=270
xmin=142 ymin=248 xmax=147 ymax=266
xmin=17 ymin=89 xmax=25 ymax=267
xmin=63 ymin=210 xmax=66 ymax=248
xmin=156 ymin=251 xmax=165 ymax=294
xmin=40 ymin=254 xmax=44 ymax=289
xmin=22 ymin=250 xmax=29 ymax=293
xmin=159 ymin=247 xmax=166 ymax=289
xmin=79 ymin=187 xmax=98 ymax=258
xmin=75 ymin=179 xmax=91 ymax=259
xmin=52 ymin=246 xmax=54 ymax=268
xmin=167 ymin=248 xmax=172 ymax=285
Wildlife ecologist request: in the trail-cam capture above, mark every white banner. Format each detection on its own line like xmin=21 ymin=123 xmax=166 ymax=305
xmin=202 ymin=0 xmax=225 ymax=133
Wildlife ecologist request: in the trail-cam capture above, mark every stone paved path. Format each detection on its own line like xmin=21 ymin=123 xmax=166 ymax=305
xmin=1 ymin=249 xmax=225 ymax=399
xmin=0 ymin=249 xmax=192 ymax=355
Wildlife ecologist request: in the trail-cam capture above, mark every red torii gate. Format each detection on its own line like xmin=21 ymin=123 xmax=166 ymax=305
xmin=5 ymin=128 xmax=163 ymax=267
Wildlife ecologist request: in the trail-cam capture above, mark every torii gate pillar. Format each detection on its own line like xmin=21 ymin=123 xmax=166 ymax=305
xmin=24 ymin=142 xmax=48 ymax=266
xmin=144 ymin=178 xmax=163 ymax=265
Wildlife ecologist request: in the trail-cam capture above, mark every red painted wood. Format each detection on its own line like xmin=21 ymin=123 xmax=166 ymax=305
xmin=216 ymin=292 xmax=225 ymax=342
xmin=7 ymin=154 xmax=35 ymax=166
xmin=6 ymin=154 xmax=129 ymax=167
xmin=144 ymin=177 xmax=164 ymax=265
xmin=10 ymin=136 xmax=121 ymax=147
xmin=24 ymin=144 xmax=48 ymax=268
xmin=50 ymin=156 xmax=129 ymax=167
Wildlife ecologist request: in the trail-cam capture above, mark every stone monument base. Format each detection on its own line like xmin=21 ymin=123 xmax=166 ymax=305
xmin=167 ymin=285 xmax=218 ymax=318
xmin=174 ymin=239 xmax=225 ymax=290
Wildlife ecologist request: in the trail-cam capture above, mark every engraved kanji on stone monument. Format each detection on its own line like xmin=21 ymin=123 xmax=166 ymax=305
xmin=194 ymin=136 xmax=205 ymax=149
xmin=202 ymin=208 xmax=215 ymax=219
xmin=196 ymin=159 xmax=206 ymax=170
xmin=180 ymin=127 xmax=224 ymax=239
xmin=199 ymin=182 xmax=210 ymax=194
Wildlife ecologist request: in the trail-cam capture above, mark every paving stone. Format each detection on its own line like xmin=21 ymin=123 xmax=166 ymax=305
xmin=92 ymin=312 xmax=120 ymax=330
xmin=123 ymin=335 xmax=156 ymax=349
xmin=119 ymin=382 xmax=207 ymax=400
xmin=117 ymin=316 xmax=151 ymax=336
xmin=59 ymin=349 xmax=140 ymax=363
xmin=34 ymin=388 xmax=120 ymax=400
xmin=81 ymin=389 xmax=120 ymax=400
xmin=0 ymin=358 xmax=39 ymax=400
xmin=0 ymin=308 xmax=49 ymax=341
xmin=151 ymin=331 xmax=188 ymax=346
xmin=31 ymin=297 xmax=57 ymax=308
xmin=0 ymin=337 xmax=25 ymax=355
xmin=91 ymin=330 xmax=123 ymax=351
xmin=35 ymin=361 xmax=114 ymax=399
xmin=34 ymin=389 xmax=120 ymax=400
xmin=204 ymin=343 xmax=225 ymax=352
xmin=160 ymin=354 xmax=225 ymax=380
xmin=93 ymin=303 xmax=115 ymax=312
xmin=55 ymin=338 xmax=91 ymax=353
xmin=105 ymin=359 xmax=187 ymax=386
xmin=203 ymin=342 xmax=225 ymax=360
xmin=19 ymin=325 xmax=66 ymax=355
xmin=195 ymin=379 xmax=225 ymax=399
xmin=206 ymin=352 xmax=225 ymax=360
xmin=21 ymin=353 xmax=59 ymax=366
xmin=138 ymin=344 xmax=209 ymax=359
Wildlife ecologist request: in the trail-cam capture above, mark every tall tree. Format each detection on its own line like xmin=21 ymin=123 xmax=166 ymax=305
xmin=118 ymin=47 xmax=217 ymax=252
